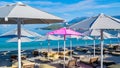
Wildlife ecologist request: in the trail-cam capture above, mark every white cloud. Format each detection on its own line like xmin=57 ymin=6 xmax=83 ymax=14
xmin=93 ymin=2 xmax=120 ymax=9
xmin=0 ymin=0 xmax=119 ymax=20
xmin=21 ymin=1 xmax=62 ymax=6
xmin=0 ymin=0 xmax=119 ymax=13
xmin=85 ymin=12 xmax=94 ymax=15
xmin=31 ymin=0 xmax=120 ymax=13
xmin=37 ymin=0 xmax=95 ymax=13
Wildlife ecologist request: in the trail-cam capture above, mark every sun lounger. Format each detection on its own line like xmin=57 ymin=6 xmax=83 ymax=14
xmin=21 ymin=55 xmax=27 ymax=60
xmin=11 ymin=62 xmax=18 ymax=68
xmin=49 ymin=54 xmax=59 ymax=61
xmin=32 ymin=50 xmax=39 ymax=57
xmin=60 ymin=59 xmax=78 ymax=68
xmin=39 ymin=57 xmax=50 ymax=63
xmin=59 ymin=50 xmax=69 ymax=55
xmin=80 ymin=56 xmax=99 ymax=64
xmin=39 ymin=64 xmax=56 ymax=68
xmin=10 ymin=55 xmax=17 ymax=62
xmin=67 ymin=59 xmax=77 ymax=68
xmin=111 ymin=51 xmax=120 ymax=56
xmin=22 ymin=60 xmax=35 ymax=68
xmin=11 ymin=60 xmax=35 ymax=68
xmin=47 ymin=51 xmax=56 ymax=57
xmin=59 ymin=55 xmax=70 ymax=60
xmin=79 ymin=56 xmax=99 ymax=68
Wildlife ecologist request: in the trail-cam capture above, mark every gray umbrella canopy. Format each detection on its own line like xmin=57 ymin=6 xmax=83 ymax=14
xmin=7 ymin=37 xmax=32 ymax=42
xmin=70 ymin=13 xmax=120 ymax=30
xmin=0 ymin=2 xmax=64 ymax=68
xmin=69 ymin=13 xmax=120 ymax=68
xmin=83 ymin=30 xmax=116 ymax=39
xmin=83 ymin=30 xmax=116 ymax=56
xmin=0 ymin=28 xmax=42 ymax=37
xmin=0 ymin=2 xmax=64 ymax=24
xmin=82 ymin=36 xmax=93 ymax=40
xmin=35 ymin=35 xmax=63 ymax=41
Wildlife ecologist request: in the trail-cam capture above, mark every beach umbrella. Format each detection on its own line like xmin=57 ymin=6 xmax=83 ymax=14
xmin=83 ymin=30 xmax=98 ymax=56
xmin=84 ymin=30 xmax=117 ymax=56
xmin=66 ymin=35 xmax=82 ymax=39
xmin=82 ymin=36 xmax=93 ymax=47
xmin=47 ymin=35 xmax=64 ymax=53
xmin=35 ymin=35 xmax=63 ymax=53
xmin=34 ymin=36 xmax=46 ymax=49
xmin=117 ymin=32 xmax=120 ymax=45
xmin=7 ymin=37 xmax=32 ymax=42
xmin=66 ymin=35 xmax=82 ymax=59
xmin=47 ymin=27 xmax=81 ymax=68
xmin=0 ymin=28 xmax=42 ymax=38
xmin=69 ymin=13 xmax=120 ymax=68
xmin=0 ymin=2 xmax=64 ymax=68
xmin=117 ymin=33 xmax=120 ymax=38
xmin=82 ymin=36 xmax=93 ymax=40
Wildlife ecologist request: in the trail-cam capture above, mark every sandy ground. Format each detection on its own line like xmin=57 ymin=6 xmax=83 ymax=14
xmin=0 ymin=48 xmax=119 ymax=68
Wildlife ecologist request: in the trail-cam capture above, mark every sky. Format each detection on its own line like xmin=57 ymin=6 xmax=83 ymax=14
xmin=0 ymin=0 xmax=120 ymax=21
xmin=0 ymin=0 xmax=120 ymax=34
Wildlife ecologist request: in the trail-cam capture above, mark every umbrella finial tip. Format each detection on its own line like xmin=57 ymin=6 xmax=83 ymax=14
xmin=100 ymin=13 xmax=104 ymax=15
xmin=16 ymin=2 xmax=24 ymax=5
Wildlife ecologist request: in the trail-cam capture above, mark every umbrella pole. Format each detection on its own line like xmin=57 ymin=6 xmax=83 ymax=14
xmin=17 ymin=19 xmax=21 ymax=68
xmin=58 ymin=40 xmax=59 ymax=53
xmin=48 ymin=40 xmax=50 ymax=59
xmin=100 ymin=30 xmax=104 ymax=68
xmin=40 ymin=42 xmax=42 ymax=49
xmin=70 ymin=36 xmax=72 ymax=59
xmin=93 ymin=37 xmax=96 ymax=56
xmin=64 ymin=35 xmax=66 ymax=68
xmin=117 ymin=36 xmax=120 ymax=46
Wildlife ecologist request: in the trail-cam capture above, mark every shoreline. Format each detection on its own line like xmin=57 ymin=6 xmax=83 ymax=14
xmin=0 ymin=44 xmax=120 ymax=67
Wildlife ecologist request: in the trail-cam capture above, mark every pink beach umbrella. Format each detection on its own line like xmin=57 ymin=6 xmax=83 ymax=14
xmin=47 ymin=27 xmax=82 ymax=68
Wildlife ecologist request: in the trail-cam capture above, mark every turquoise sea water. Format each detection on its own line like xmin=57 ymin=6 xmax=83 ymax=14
xmin=0 ymin=37 xmax=119 ymax=51
xmin=0 ymin=25 xmax=119 ymax=51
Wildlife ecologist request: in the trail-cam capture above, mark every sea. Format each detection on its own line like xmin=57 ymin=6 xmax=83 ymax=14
xmin=0 ymin=37 xmax=119 ymax=51
xmin=0 ymin=24 xmax=119 ymax=51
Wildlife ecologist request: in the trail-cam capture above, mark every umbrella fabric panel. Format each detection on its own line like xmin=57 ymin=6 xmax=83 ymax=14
xmin=0 ymin=2 xmax=64 ymax=24
xmin=90 ymin=14 xmax=120 ymax=29
xmin=48 ymin=27 xmax=81 ymax=35
xmin=7 ymin=37 xmax=32 ymax=42
xmin=69 ymin=13 xmax=120 ymax=30
xmin=0 ymin=28 xmax=42 ymax=37
xmin=69 ymin=17 xmax=97 ymax=30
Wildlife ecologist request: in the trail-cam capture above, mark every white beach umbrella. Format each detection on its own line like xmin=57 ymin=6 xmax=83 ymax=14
xmin=66 ymin=35 xmax=82 ymax=59
xmin=117 ymin=33 xmax=120 ymax=38
xmin=0 ymin=2 xmax=64 ymax=68
xmin=7 ymin=37 xmax=32 ymax=42
xmin=117 ymin=32 xmax=120 ymax=45
xmin=84 ymin=30 xmax=116 ymax=56
xmin=49 ymin=35 xmax=64 ymax=53
xmin=69 ymin=13 xmax=120 ymax=68
xmin=82 ymin=36 xmax=93 ymax=40
xmin=47 ymin=35 xmax=64 ymax=53
xmin=70 ymin=13 xmax=120 ymax=30
xmin=35 ymin=35 xmax=63 ymax=53
xmin=82 ymin=36 xmax=93 ymax=47
xmin=0 ymin=28 xmax=42 ymax=37
xmin=66 ymin=35 xmax=82 ymax=39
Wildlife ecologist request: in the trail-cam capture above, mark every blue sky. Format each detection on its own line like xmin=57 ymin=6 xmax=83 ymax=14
xmin=0 ymin=0 xmax=120 ymax=34
xmin=0 ymin=0 xmax=120 ymax=21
